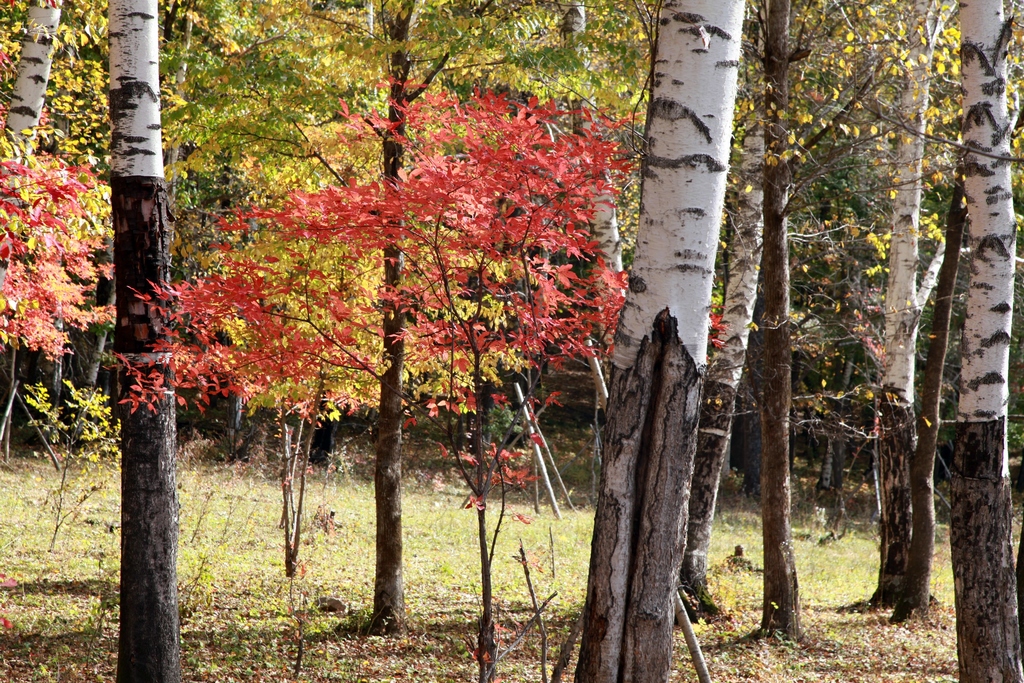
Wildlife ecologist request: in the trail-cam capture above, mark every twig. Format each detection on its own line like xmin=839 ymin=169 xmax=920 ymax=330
xmin=550 ymin=610 xmax=584 ymax=683
xmin=16 ymin=391 xmax=60 ymax=471
xmin=488 ymin=592 xmax=557 ymax=680
xmin=518 ymin=541 xmax=548 ymax=683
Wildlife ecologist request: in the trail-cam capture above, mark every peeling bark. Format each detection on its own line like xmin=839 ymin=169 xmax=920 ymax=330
xmin=873 ymin=395 xmax=914 ymax=606
xmin=576 ymin=313 xmax=702 ymax=683
xmin=575 ymin=1 xmax=743 ymax=679
xmin=112 ymin=176 xmax=179 ymax=683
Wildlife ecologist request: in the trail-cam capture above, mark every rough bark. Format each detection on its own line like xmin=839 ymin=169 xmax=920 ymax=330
xmin=892 ymin=176 xmax=964 ymax=622
xmin=874 ymin=0 xmax=941 ymax=609
xmin=110 ymin=0 xmax=178 ymax=678
xmin=369 ymin=3 xmax=415 ymax=636
xmin=681 ymin=126 xmax=764 ymax=614
xmin=758 ymin=0 xmax=799 ymax=639
xmin=112 ymin=177 xmax=179 ymax=683
xmin=6 ymin=0 xmax=61 ymax=147
xmin=951 ymin=420 xmax=1022 ymax=681
xmin=576 ymin=314 xmax=702 ymax=683
xmin=575 ymin=2 xmax=743 ymax=679
xmin=950 ymin=1 xmax=1022 ymax=677
xmin=873 ymin=394 xmax=914 ymax=606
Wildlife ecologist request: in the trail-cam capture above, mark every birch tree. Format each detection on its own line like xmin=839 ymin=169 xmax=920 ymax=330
xmin=575 ymin=2 xmax=744 ymax=681
xmin=681 ymin=124 xmax=763 ymax=615
xmin=874 ymin=0 xmax=944 ymax=607
xmin=5 ymin=0 xmax=61 ymax=150
xmin=893 ymin=174 xmax=965 ymax=622
xmin=949 ymin=0 xmax=1023 ymax=678
xmin=108 ymin=0 xmax=180 ymax=680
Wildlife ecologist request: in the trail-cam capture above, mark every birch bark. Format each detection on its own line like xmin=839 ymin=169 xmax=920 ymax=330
xmin=950 ymin=0 xmax=1022 ymax=678
xmin=681 ymin=125 xmax=763 ymax=614
xmin=575 ymin=2 xmax=744 ymax=681
xmin=892 ymin=176 xmax=965 ymax=622
xmin=874 ymin=0 xmax=941 ymax=607
xmin=109 ymin=0 xmax=179 ymax=681
xmin=6 ymin=0 xmax=61 ymax=149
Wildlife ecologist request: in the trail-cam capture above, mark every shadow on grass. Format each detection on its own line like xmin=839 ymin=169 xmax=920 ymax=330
xmin=4 ymin=577 xmax=117 ymax=599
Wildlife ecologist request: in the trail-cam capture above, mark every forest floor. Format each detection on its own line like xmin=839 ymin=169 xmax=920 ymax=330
xmin=0 ymin=426 xmax=961 ymax=683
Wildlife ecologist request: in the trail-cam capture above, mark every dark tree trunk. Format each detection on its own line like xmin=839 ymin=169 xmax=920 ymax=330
xmin=371 ymin=242 xmax=406 ymax=635
xmin=892 ymin=175 xmax=965 ymax=622
xmin=576 ymin=312 xmax=702 ymax=683
xmin=759 ymin=0 xmax=799 ymax=639
xmin=679 ymin=378 xmax=734 ymax=616
xmin=369 ymin=7 xmax=414 ymax=634
xmin=112 ymin=176 xmax=180 ymax=683
xmin=873 ymin=394 xmax=914 ymax=606
xmin=951 ymin=419 xmax=1023 ymax=680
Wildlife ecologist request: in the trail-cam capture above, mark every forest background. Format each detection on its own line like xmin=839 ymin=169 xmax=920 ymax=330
xmin=1 ymin=0 xmax=1023 ymax=681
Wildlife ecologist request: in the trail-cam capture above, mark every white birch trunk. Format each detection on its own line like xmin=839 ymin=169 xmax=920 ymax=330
xmin=611 ymin=3 xmax=742 ymax=371
xmin=949 ymin=0 xmax=1023 ymax=679
xmin=874 ymin=0 xmax=939 ymax=607
xmin=882 ymin=0 xmax=938 ymax=402
xmin=957 ymin=7 xmax=1014 ymax=427
xmin=709 ymin=126 xmax=763 ymax=389
xmin=6 ymin=0 xmax=62 ymax=147
xmin=109 ymin=0 xmax=164 ymax=178
xmin=576 ymin=3 xmax=744 ymax=681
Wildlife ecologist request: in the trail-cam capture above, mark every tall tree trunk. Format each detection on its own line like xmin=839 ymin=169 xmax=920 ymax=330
xmin=759 ymin=0 xmax=799 ymax=639
xmin=369 ymin=2 xmax=415 ymax=635
xmin=681 ymin=125 xmax=764 ymax=615
xmin=892 ymin=176 xmax=965 ymax=622
xmin=950 ymin=2 xmax=1023 ymax=679
xmin=6 ymin=0 xmax=61 ymax=149
xmin=874 ymin=0 xmax=941 ymax=608
xmin=575 ymin=3 xmax=743 ymax=681
xmin=109 ymin=0 xmax=179 ymax=680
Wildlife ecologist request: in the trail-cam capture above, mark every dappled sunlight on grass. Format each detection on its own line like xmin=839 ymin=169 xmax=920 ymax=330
xmin=1 ymin=457 xmax=960 ymax=681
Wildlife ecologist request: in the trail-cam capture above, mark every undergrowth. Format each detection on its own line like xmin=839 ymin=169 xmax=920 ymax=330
xmin=0 ymin=448 xmax=958 ymax=682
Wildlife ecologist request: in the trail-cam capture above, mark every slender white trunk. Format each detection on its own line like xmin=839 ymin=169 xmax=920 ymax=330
xmin=875 ymin=0 xmax=940 ymax=607
xmin=950 ymin=0 xmax=1022 ymax=679
xmin=709 ymin=126 xmax=763 ymax=389
xmin=882 ymin=0 xmax=938 ymax=401
xmin=109 ymin=0 xmax=164 ymax=178
xmin=6 ymin=0 xmax=62 ymax=148
xmin=611 ymin=1 xmax=743 ymax=371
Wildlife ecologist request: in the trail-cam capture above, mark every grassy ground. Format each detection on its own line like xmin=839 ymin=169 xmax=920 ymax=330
xmin=1 ymin=441 xmax=958 ymax=682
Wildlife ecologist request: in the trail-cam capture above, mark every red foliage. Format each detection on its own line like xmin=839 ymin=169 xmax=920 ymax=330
xmin=0 ymin=137 xmax=111 ymax=358
xmin=159 ymin=92 xmax=628 ymax=417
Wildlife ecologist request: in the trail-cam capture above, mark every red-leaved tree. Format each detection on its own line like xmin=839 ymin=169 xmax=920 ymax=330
xmin=154 ymin=92 xmax=627 ymax=681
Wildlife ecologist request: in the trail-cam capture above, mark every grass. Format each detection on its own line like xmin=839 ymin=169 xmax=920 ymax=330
xmin=0 ymin=440 xmax=959 ymax=682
